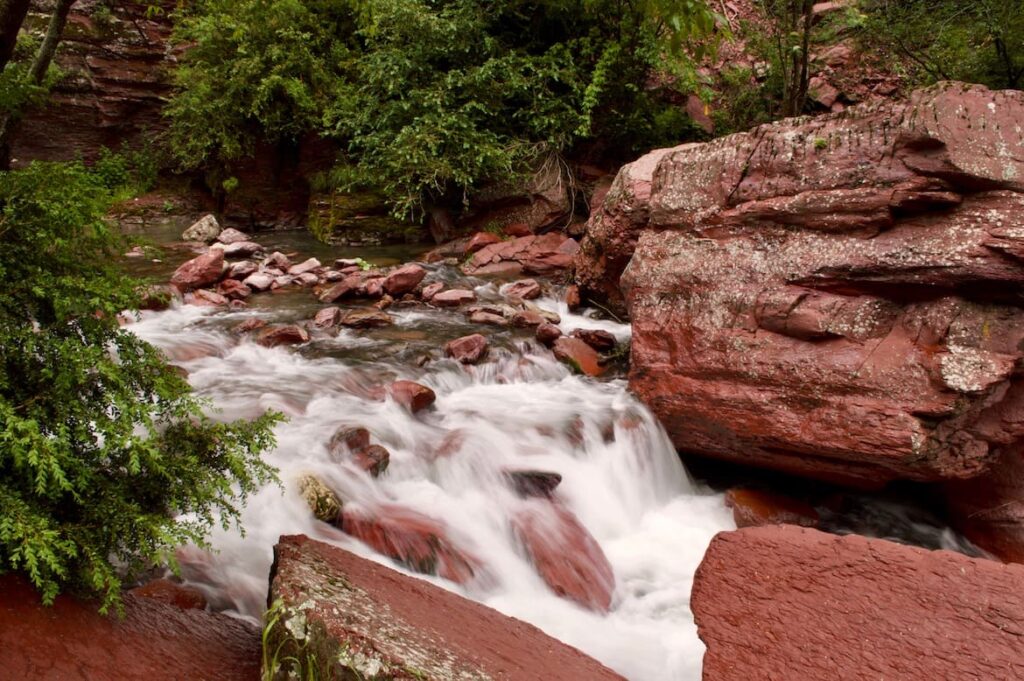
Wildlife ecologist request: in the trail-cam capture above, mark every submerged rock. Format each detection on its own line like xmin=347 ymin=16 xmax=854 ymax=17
xmin=267 ymin=535 xmax=623 ymax=681
xmin=692 ymin=525 xmax=1024 ymax=679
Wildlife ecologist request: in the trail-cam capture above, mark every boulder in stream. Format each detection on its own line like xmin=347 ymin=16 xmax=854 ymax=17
xmin=181 ymin=214 xmax=221 ymax=243
xmin=445 ymin=333 xmax=489 ymax=365
xmin=432 ymin=288 xmax=477 ymax=307
xmin=383 ymin=263 xmax=426 ymax=296
xmin=389 ymin=380 xmax=436 ymax=413
xmin=256 ymin=324 xmax=310 ymax=348
xmin=170 ymin=249 xmax=224 ymax=292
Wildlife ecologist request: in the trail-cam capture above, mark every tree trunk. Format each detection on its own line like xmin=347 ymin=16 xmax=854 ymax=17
xmin=0 ymin=0 xmax=31 ymax=74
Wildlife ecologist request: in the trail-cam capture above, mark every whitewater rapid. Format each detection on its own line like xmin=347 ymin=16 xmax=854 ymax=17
xmin=128 ymin=290 xmax=734 ymax=681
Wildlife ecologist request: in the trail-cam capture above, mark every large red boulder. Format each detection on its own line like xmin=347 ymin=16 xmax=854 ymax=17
xmin=444 ymin=333 xmax=489 ymax=364
xmin=691 ymin=525 xmax=1024 ymax=680
xmin=383 ymin=263 xmax=427 ymax=296
xmin=511 ymin=502 xmax=615 ymax=612
xmin=268 ymin=535 xmax=623 ymax=680
xmin=170 ymin=249 xmax=224 ymax=292
xmin=616 ymin=83 xmax=1024 ymax=486
xmin=340 ymin=504 xmax=480 ymax=584
xmin=0 ymin=574 xmax=258 ymax=681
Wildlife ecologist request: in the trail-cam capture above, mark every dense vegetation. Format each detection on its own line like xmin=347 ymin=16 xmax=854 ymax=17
xmin=167 ymin=0 xmax=721 ymax=220
xmin=0 ymin=160 xmax=279 ymax=612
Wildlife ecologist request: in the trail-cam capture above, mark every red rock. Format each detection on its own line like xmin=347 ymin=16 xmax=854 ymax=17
xmin=445 ymin=333 xmax=489 ymax=364
xmin=341 ymin=504 xmax=479 ymax=584
xmin=615 ymin=84 xmax=1024 ymax=486
xmin=511 ymin=309 xmax=546 ymax=327
xmin=692 ymin=525 xmax=1024 ymax=680
xmin=420 ymin=281 xmax=444 ymax=301
xmin=432 ymin=288 xmax=477 ymax=307
xmin=353 ymin=444 xmax=390 ymax=477
xmin=269 ymin=535 xmax=623 ymax=681
xmin=504 ymin=222 xmax=533 ymax=237
xmin=945 ymin=446 xmax=1024 ymax=563
xmin=565 ymin=284 xmax=582 ymax=311
xmin=241 ymin=272 xmax=273 ymax=292
xmin=470 ymin=310 xmax=508 ymax=326
xmin=504 ymin=278 xmax=542 ymax=300
xmin=808 ymin=75 xmax=841 ymax=108
xmin=170 ymin=249 xmax=224 ymax=292
xmin=216 ymin=227 xmax=250 ymax=244
xmin=138 ymin=284 xmax=181 ymax=311
xmin=462 ymin=233 xmax=578 ymax=276
xmin=327 ymin=425 xmax=371 ymax=457
xmin=231 ymin=318 xmax=267 ymax=335
xmin=362 ymin=276 xmax=386 ymax=298
xmin=216 ymin=278 xmax=251 ymax=300
xmin=466 ymin=231 xmax=503 ymax=254
xmin=724 ymin=488 xmax=820 ymax=528
xmin=256 ymin=324 xmax=309 ymax=348
xmin=340 ymin=308 xmax=393 ymax=328
xmin=221 ymin=241 xmax=262 ymax=258
xmin=128 ymin=578 xmax=207 ymax=611
xmin=553 ymin=337 xmax=604 ymax=376
xmin=511 ymin=502 xmax=615 ymax=612
xmin=383 ymin=263 xmax=427 ymax=296
xmin=188 ymin=288 xmax=229 ymax=307
xmin=287 ymin=257 xmax=321 ymax=276
xmin=504 ymin=469 xmax=562 ymax=498
xmin=389 ymin=380 xmax=436 ymax=413
xmin=0 ymin=574 xmax=259 ymax=681
xmin=312 ymin=306 xmax=344 ymax=329
xmin=571 ymin=328 xmax=617 ymax=352
xmin=536 ymin=322 xmax=563 ymax=347
xmin=318 ymin=274 xmax=362 ymax=302
xmin=264 ymin=251 xmax=291 ymax=270
xmin=685 ymin=93 xmax=714 ymax=133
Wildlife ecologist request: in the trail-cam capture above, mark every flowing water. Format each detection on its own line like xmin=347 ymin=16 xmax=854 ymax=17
xmin=124 ymin=226 xmax=978 ymax=680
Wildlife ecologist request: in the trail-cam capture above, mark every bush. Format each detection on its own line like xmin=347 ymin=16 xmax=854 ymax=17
xmin=0 ymin=161 xmax=279 ymax=612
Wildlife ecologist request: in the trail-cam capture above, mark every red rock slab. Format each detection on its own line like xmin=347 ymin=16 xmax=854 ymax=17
xmin=511 ymin=502 xmax=615 ymax=612
xmin=270 ymin=535 xmax=623 ymax=680
xmin=0 ymin=574 xmax=259 ymax=681
xmin=433 ymin=288 xmax=477 ymax=307
xmin=340 ymin=503 xmax=480 ymax=584
xmin=692 ymin=526 xmax=1024 ymax=681
xmin=128 ymin=578 xmax=207 ymax=610
xmin=466 ymin=231 xmax=503 ymax=254
xmin=724 ymin=488 xmax=820 ymax=528
xmin=553 ymin=336 xmax=605 ymax=376
xmin=170 ymin=249 xmax=224 ymax=292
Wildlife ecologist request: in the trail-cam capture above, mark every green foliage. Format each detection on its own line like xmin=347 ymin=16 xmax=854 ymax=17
xmin=859 ymin=0 xmax=1024 ymax=89
xmin=167 ymin=0 xmax=721 ymax=221
xmin=0 ymin=161 xmax=279 ymax=612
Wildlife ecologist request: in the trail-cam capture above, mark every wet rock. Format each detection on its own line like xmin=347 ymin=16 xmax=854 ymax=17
xmin=129 ymin=578 xmax=207 ymax=611
xmin=618 ymin=83 xmax=1024 ymax=486
xmin=536 ymin=322 xmax=563 ymax=347
xmin=138 ymin=284 xmax=182 ymax=311
xmin=188 ymin=289 xmax=229 ymax=307
xmin=241 ymin=272 xmax=274 ymax=292
xmin=327 ymin=426 xmax=371 ymax=457
xmin=268 ymin=535 xmax=623 ymax=681
xmin=227 ymin=260 xmax=258 ymax=279
xmin=511 ymin=310 xmax=546 ymax=327
xmin=505 ymin=469 xmax=562 ymax=498
xmin=526 ymin=305 xmax=561 ymax=324
xmin=341 ymin=504 xmax=478 ymax=584
xmin=264 ymin=251 xmax=291 ymax=271
xmin=504 ymin=222 xmax=532 ymax=237
xmin=470 ymin=310 xmax=508 ymax=326
xmin=389 ymin=380 xmax=436 ymax=413
xmin=504 ymin=278 xmax=542 ymax=300
xmin=293 ymin=272 xmax=319 ymax=287
xmin=256 ymin=324 xmax=310 ymax=348
xmin=565 ymin=284 xmax=582 ymax=311
xmin=216 ymin=227 xmax=250 ymax=244
xmin=229 ymin=299 xmax=248 ymax=311
xmin=271 ymin=275 xmax=294 ymax=290
xmin=312 ymin=306 xmax=344 ymax=329
xmin=231 ymin=318 xmax=267 ymax=335
xmin=216 ymin=279 xmax=251 ymax=300
xmin=571 ymin=328 xmax=616 ymax=352
xmin=170 ymin=249 xmax=225 ymax=292
xmin=553 ymin=337 xmax=604 ymax=377
xmin=221 ymin=241 xmax=263 ymax=258
xmin=420 ymin=281 xmax=444 ymax=301
xmin=181 ymin=214 xmax=221 ymax=243
xmin=724 ymin=489 xmax=820 ymax=528
xmin=340 ymin=309 xmax=393 ymax=328
xmin=374 ymin=294 xmax=395 ymax=310
xmin=466 ymin=231 xmax=502 ymax=254
xmin=444 ymin=334 xmax=489 ymax=365
xmin=287 ymin=257 xmax=321 ymax=276
xmin=383 ymin=263 xmax=427 ymax=296
xmin=362 ymin=277 xmax=386 ymax=298
xmin=0 ymin=574 xmax=259 ymax=681
xmin=463 ymin=233 xmax=579 ymax=276
xmin=692 ymin=525 xmax=1024 ymax=680
xmin=511 ymin=502 xmax=615 ymax=612
xmin=318 ymin=274 xmax=362 ymax=303
xmin=945 ymin=447 xmax=1024 ymax=563
xmin=432 ymin=288 xmax=477 ymax=307
xmin=298 ymin=474 xmax=343 ymax=524
xmin=354 ymin=444 xmax=390 ymax=477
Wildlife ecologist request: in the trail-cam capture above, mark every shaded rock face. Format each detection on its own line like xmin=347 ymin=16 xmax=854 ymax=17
xmin=0 ymin=574 xmax=259 ymax=681
xmin=691 ymin=526 xmax=1024 ymax=680
xmin=616 ymin=83 xmax=1024 ymax=486
xmin=268 ymin=536 xmax=623 ymax=681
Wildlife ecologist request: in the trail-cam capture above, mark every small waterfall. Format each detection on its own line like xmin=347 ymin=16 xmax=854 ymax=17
xmin=128 ymin=290 xmax=734 ymax=681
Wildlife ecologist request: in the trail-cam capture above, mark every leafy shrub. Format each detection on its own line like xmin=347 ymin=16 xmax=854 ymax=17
xmin=0 ymin=161 xmax=279 ymax=612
